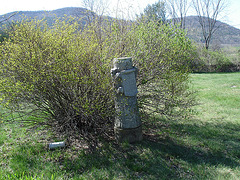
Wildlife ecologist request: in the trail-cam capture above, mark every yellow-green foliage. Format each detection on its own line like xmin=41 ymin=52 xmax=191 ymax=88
xmin=0 ymin=17 xmax=195 ymax=144
xmin=125 ymin=21 xmax=194 ymax=116
xmin=191 ymin=46 xmax=236 ymax=72
xmin=0 ymin=18 xmax=115 ymax=144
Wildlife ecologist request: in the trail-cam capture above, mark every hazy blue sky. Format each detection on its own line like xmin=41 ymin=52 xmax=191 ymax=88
xmin=1 ymin=0 xmax=240 ymax=29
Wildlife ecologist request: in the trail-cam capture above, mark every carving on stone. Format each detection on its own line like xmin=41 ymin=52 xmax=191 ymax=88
xmin=111 ymin=62 xmax=138 ymax=97
xmin=111 ymin=57 xmax=142 ymax=143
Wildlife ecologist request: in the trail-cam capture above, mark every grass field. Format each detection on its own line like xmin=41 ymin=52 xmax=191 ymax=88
xmin=0 ymin=72 xmax=240 ymax=179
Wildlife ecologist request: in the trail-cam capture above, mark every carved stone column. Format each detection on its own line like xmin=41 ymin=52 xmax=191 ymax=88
xmin=111 ymin=57 xmax=142 ymax=143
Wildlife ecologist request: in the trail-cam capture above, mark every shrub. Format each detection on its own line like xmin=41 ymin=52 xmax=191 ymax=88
xmin=0 ymin=18 xmax=116 ymax=148
xmin=0 ymin=30 xmax=8 ymax=42
xmin=125 ymin=21 xmax=195 ymax=117
xmin=0 ymin=17 xmax=195 ymax=147
xmin=0 ymin=25 xmax=11 ymax=42
xmin=191 ymin=46 xmax=236 ymax=72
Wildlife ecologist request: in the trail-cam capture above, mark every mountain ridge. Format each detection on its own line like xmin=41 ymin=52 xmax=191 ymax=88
xmin=0 ymin=7 xmax=89 ymax=22
xmin=183 ymin=16 xmax=240 ymax=45
xmin=1 ymin=7 xmax=240 ymax=45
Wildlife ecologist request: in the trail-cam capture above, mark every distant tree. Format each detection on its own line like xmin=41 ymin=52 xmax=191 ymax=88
xmin=140 ymin=0 xmax=167 ymax=24
xmin=168 ymin=0 xmax=191 ymax=29
xmin=192 ymin=0 xmax=227 ymax=50
xmin=82 ymin=0 xmax=109 ymax=18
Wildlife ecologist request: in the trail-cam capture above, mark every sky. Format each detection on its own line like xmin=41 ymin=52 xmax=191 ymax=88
xmin=0 ymin=0 xmax=240 ymax=29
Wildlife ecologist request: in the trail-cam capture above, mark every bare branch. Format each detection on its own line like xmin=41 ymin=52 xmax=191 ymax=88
xmin=0 ymin=12 xmax=18 ymax=24
xmin=192 ymin=0 xmax=227 ymax=49
xmin=167 ymin=0 xmax=191 ymax=29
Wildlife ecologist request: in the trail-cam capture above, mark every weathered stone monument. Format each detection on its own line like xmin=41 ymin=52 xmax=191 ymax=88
xmin=111 ymin=57 xmax=142 ymax=143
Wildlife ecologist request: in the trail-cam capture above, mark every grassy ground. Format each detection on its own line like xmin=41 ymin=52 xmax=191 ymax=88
xmin=0 ymin=72 xmax=240 ymax=179
xmin=222 ymin=45 xmax=240 ymax=64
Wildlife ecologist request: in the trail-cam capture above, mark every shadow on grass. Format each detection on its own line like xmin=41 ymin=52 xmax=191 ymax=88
xmin=6 ymin=116 xmax=240 ymax=179
xmin=170 ymin=121 xmax=240 ymax=161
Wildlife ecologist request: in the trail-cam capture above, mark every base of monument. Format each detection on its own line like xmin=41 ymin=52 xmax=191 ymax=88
xmin=114 ymin=125 xmax=142 ymax=143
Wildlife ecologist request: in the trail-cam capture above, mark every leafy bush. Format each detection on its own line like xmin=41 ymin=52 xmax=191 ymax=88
xmin=191 ymin=46 xmax=237 ymax=72
xmin=0 ymin=17 xmax=195 ymax=147
xmin=0 ymin=24 xmax=11 ymax=42
xmin=0 ymin=18 xmax=116 ymax=148
xmin=0 ymin=30 xmax=8 ymax=42
xmin=125 ymin=21 xmax=195 ymax=117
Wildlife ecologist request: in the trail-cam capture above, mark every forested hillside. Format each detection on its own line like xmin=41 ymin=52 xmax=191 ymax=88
xmin=1 ymin=7 xmax=240 ymax=45
xmin=184 ymin=16 xmax=240 ymax=45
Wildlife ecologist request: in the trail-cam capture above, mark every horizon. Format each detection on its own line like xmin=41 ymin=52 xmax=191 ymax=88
xmin=1 ymin=0 xmax=240 ymax=29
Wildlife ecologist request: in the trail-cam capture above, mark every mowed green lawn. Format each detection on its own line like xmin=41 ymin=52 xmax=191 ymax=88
xmin=192 ymin=72 xmax=240 ymax=124
xmin=0 ymin=72 xmax=240 ymax=179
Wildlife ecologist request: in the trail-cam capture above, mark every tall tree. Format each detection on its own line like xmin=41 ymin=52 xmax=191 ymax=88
xmin=168 ymin=0 xmax=190 ymax=29
xmin=82 ymin=0 xmax=109 ymax=16
xmin=192 ymin=0 xmax=227 ymax=50
xmin=140 ymin=0 xmax=167 ymax=24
